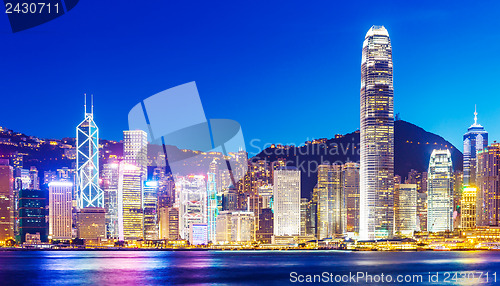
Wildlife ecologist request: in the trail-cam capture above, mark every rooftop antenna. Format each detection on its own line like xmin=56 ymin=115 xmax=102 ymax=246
xmin=474 ymin=104 xmax=478 ymax=125
xmin=84 ymin=93 xmax=87 ymax=115
xmin=91 ymin=94 xmax=94 ymax=114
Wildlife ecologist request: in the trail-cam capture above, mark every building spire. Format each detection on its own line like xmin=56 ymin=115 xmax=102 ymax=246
xmin=91 ymin=94 xmax=94 ymax=114
xmin=84 ymin=93 xmax=87 ymax=115
xmin=474 ymin=104 xmax=478 ymax=125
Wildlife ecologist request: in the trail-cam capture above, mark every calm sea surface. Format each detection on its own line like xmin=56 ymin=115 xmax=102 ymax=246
xmin=1 ymin=250 xmax=500 ymax=285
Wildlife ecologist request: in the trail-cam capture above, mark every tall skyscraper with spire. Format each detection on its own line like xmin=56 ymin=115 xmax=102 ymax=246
xmin=463 ymin=105 xmax=488 ymax=186
xmin=76 ymin=95 xmax=103 ymax=208
xmin=359 ymin=25 xmax=394 ymax=240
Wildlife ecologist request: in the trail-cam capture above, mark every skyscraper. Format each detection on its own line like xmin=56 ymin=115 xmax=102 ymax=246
xmin=463 ymin=106 xmax=488 ymax=186
xmin=0 ymin=161 xmax=14 ymax=242
xmin=316 ymin=164 xmax=343 ymax=239
xmin=460 ymin=187 xmax=476 ymax=229
xmin=102 ymin=161 xmax=120 ymax=239
xmin=207 ymin=160 xmax=218 ymax=243
xmin=123 ymin=130 xmax=148 ymax=179
xmin=118 ymin=163 xmax=144 ymax=241
xmin=177 ymin=175 xmax=206 ymax=241
xmin=143 ymin=180 xmax=159 ymax=240
xmin=394 ymin=184 xmax=417 ymax=237
xmin=360 ymin=25 xmax=395 ymax=240
xmin=342 ymin=162 xmax=360 ymax=235
xmin=273 ymin=167 xmax=300 ymax=236
xmin=76 ymin=95 xmax=103 ymax=208
xmin=48 ymin=182 xmax=73 ymax=240
xmin=427 ymin=149 xmax=454 ymax=233
xmin=476 ymin=143 xmax=500 ymax=226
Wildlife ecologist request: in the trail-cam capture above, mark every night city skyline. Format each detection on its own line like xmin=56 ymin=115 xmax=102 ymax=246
xmin=1 ymin=1 xmax=500 ymax=152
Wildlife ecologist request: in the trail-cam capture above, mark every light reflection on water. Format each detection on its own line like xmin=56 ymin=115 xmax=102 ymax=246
xmin=0 ymin=251 xmax=499 ymax=285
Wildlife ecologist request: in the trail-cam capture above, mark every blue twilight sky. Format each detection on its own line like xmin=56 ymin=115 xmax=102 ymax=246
xmin=1 ymin=0 xmax=500 ymax=155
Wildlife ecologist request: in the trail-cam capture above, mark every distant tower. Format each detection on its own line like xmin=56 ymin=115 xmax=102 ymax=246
xmin=76 ymin=95 xmax=103 ymax=208
xmin=427 ymin=149 xmax=454 ymax=233
xmin=360 ymin=25 xmax=395 ymax=240
xmin=207 ymin=159 xmax=218 ymax=243
xmin=463 ymin=105 xmax=488 ymax=186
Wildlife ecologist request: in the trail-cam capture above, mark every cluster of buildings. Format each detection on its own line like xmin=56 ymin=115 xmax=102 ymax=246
xmin=2 ymin=25 xmax=500 ymax=250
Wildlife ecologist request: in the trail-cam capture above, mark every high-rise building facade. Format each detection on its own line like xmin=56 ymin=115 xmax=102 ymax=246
xmin=17 ymin=189 xmax=48 ymax=243
xmin=463 ymin=107 xmax=488 ymax=186
xmin=0 ymin=162 xmax=14 ymax=242
xmin=118 ymin=163 xmax=144 ymax=241
xmin=342 ymin=162 xmax=360 ymax=235
xmin=143 ymin=181 xmax=159 ymax=240
xmin=427 ymin=149 xmax=454 ymax=233
xmin=76 ymin=96 xmax=103 ymax=208
xmin=273 ymin=167 xmax=300 ymax=236
xmin=123 ymin=130 xmax=148 ymax=179
xmin=316 ymin=164 xmax=343 ymax=239
xmin=359 ymin=25 xmax=395 ymax=240
xmin=460 ymin=187 xmax=476 ymax=229
xmin=177 ymin=175 xmax=206 ymax=241
xmin=48 ymin=182 xmax=73 ymax=240
xmin=476 ymin=143 xmax=500 ymax=226
xmin=394 ymin=184 xmax=417 ymax=237
xmin=207 ymin=160 xmax=218 ymax=243
xmin=102 ymin=161 xmax=120 ymax=239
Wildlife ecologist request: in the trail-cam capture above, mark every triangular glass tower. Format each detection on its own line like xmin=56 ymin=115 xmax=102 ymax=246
xmin=76 ymin=94 xmax=103 ymax=208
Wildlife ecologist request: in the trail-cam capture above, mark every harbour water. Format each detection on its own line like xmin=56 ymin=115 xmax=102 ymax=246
xmin=1 ymin=250 xmax=499 ymax=285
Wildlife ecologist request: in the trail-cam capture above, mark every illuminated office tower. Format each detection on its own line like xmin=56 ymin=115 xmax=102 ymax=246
xmin=143 ymin=181 xmax=159 ymax=240
xmin=394 ymin=184 xmax=417 ymax=237
xmin=273 ymin=167 xmax=300 ymax=236
xmin=101 ymin=162 xmax=120 ymax=239
xmin=159 ymin=206 xmax=179 ymax=240
xmin=190 ymin=223 xmax=208 ymax=245
xmin=118 ymin=163 xmax=144 ymax=241
xmin=427 ymin=149 xmax=454 ymax=233
xmin=207 ymin=160 xmax=218 ymax=243
xmin=177 ymin=175 xmax=206 ymax=241
xmin=416 ymin=192 xmax=428 ymax=232
xmin=123 ymin=130 xmax=148 ymax=179
xmin=0 ymin=161 xmax=14 ymax=242
xmin=76 ymin=95 xmax=103 ymax=208
xmin=48 ymin=182 xmax=73 ymax=240
xmin=76 ymin=208 xmax=106 ymax=242
xmin=300 ymin=198 xmax=308 ymax=236
xmin=216 ymin=211 xmax=255 ymax=243
xmin=463 ymin=106 xmax=488 ymax=186
xmin=476 ymin=143 xmax=500 ymax=226
xmin=29 ymin=166 xmax=39 ymax=190
xmin=460 ymin=187 xmax=476 ymax=229
xmin=359 ymin=25 xmax=395 ymax=240
xmin=17 ymin=189 xmax=48 ymax=243
xmin=342 ymin=162 xmax=360 ymax=235
xmin=316 ymin=164 xmax=343 ymax=239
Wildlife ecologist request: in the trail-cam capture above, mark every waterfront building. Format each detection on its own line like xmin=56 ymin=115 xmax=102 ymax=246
xmin=476 ymin=143 xmax=500 ymax=226
xmin=427 ymin=149 xmax=454 ymax=232
xmin=76 ymin=208 xmax=106 ymax=242
xmin=0 ymin=161 xmax=14 ymax=242
xmin=316 ymin=164 xmax=343 ymax=239
xmin=273 ymin=167 xmax=300 ymax=236
xmin=463 ymin=106 xmax=488 ymax=186
xmin=189 ymin=223 xmax=208 ymax=245
xmin=118 ymin=163 xmax=144 ymax=241
xmin=102 ymin=161 xmax=120 ymax=239
xmin=177 ymin=175 xmax=206 ymax=241
xmin=461 ymin=187 xmax=476 ymax=229
xmin=215 ymin=211 xmax=255 ymax=243
xmin=76 ymin=95 xmax=103 ymax=208
xmin=17 ymin=189 xmax=47 ymax=243
xmin=343 ymin=162 xmax=360 ymax=235
xmin=158 ymin=206 xmax=179 ymax=240
xmin=360 ymin=25 xmax=395 ymax=240
xmin=394 ymin=184 xmax=417 ymax=236
xmin=207 ymin=160 xmax=218 ymax=243
xmin=143 ymin=181 xmax=159 ymax=240
xmin=48 ymin=181 xmax=73 ymax=240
